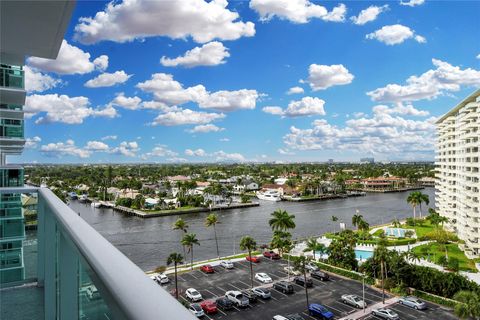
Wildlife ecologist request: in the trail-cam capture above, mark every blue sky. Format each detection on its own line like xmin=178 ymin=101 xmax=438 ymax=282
xmin=17 ymin=0 xmax=480 ymax=164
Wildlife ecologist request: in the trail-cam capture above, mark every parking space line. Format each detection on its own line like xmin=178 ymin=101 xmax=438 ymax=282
xmin=324 ymin=303 xmax=349 ymax=315
xmin=302 ymin=311 xmax=317 ymax=320
xmin=204 ymin=289 xmax=218 ymax=298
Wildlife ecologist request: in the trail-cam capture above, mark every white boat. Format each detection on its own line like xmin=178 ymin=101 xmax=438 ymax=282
xmin=91 ymin=202 xmax=101 ymax=208
xmin=79 ymin=194 xmax=88 ymax=202
xmin=256 ymin=190 xmax=282 ymax=202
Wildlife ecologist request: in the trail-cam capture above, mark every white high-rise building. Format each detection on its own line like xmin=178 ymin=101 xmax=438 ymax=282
xmin=435 ymin=89 xmax=480 ymax=259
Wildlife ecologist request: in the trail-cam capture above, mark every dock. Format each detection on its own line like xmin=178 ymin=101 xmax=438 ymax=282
xmin=282 ymin=192 xmax=366 ymax=202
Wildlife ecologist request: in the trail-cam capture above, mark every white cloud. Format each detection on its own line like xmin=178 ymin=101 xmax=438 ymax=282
xmin=366 ymin=24 xmax=425 ymax=45
xmin=74 ymin=0 xmax=255 ymax=44
xmin=263 ymin=97 xmax=326 ymax=117
xmin=150 ymin=108 xmax=225 ymax=126
xmin=137 ymin=73 xmax=259 ymax=111
xmin=110 ymin=93 xmax=142 ymax=110
xmin=278 ymin=148 xmax=295 ymax=155
xmin=351 ymin=5 xmax=388 ymax=25
xmin=92 ymin=105 xmax=119 ymax=119
xmin=476 ymin=53 xmax=480 ymax=59
xmin=287 ymin=86 xmax=304 ymax=95
xmin=25 ymin=136 xmax=42 ymax=149
xmin=400 ymin=0 xmax=425 ymax=7
xmin=305 ymin=63 xmax=354 ymax=91
xmin=25 ymin=94 xmax=117 ymax=124
xmin=101 ymin=135 xmax=117 ymax=141
xmin=84 ymin=70 xmax=132 ymax=88
xmin=93 ymin=55 xmax=109 ymax=71
xmin=41 ymin=140 xmax=91 ymax=158
xmin=188 ymin=124 xmax=225 ymax=133
xmin=372 ymin=104 xmax=429 ymax=117
xmin=85 ymin=141 xmax=110 ymax=151
xmin=213 ymin=150 xmax=245 ymax=162
xmin=185 ymin=148 xmax=207 ymax=156
xmin=24 ymin=66 xmax=61 ymax=93
xmin=198 ymin=89 xmax=259 ymax=111
xmin=262 ymin=106 xmax=285 ymax=115
xmin=27 ymin=40 xmax=103 ymax=75
xmin=367 ymin=59 xmax=480 ymax=103
xmin=142 ymin=146 xmax=178 ymax=159
xmin=250 ymin=0 xmax=346 ymax=23
xmin=284 ymin=97 xmax=326 ymax=117
xmin=110 ymin=141 xmax=139 ymax=157
xmin=161 ymin=41 xmax=230 ymax=67
xmin=282 ymin=107 xmax=437 ymax=158
xmin=219 ymin=138 xmax=230 ymax=142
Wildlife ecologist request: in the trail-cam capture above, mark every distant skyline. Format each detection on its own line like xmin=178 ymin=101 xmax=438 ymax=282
xmin=17 ymin=0 xmax=480 ymax=164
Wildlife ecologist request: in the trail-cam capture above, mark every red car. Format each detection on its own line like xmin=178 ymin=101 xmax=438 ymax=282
xmin=200 ymin=264 xmax=215 ymax=273
xmin=200 ymin=300 xmax=218 ymax=314
xmin=246 ymin=256 xmax=260 ymax=263
xmin=263 ymin=251 xmax=280 ymax=260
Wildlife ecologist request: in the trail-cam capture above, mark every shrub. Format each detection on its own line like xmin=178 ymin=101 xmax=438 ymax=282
xmin=447 ymin=257 xmax=460 ymax=272
xmin=437 ymin=255 xmax=448 ymax=266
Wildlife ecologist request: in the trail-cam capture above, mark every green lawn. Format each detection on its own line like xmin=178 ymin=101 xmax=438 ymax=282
xmin=413 ymin=242 xmax=477 ymax=272
xmin=141 ymin=205 xmax=201 ymax=214
xmin=401 ymin=220 xmax=436 ymax=238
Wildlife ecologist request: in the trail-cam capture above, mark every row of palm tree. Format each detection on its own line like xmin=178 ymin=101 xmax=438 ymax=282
xmin=407 ymin=191 xmax=430 ymax=220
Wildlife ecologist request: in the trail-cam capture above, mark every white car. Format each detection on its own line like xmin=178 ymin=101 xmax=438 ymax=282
xmin=272 ymin=316 xmax=289 ymax=320
xmin=225 ymin=290 xmax=249 ymax=307
xmin=151 ymin=273 xmax=169 ymax=284
xmin=186 ymin=288 xmax=203 ymax=302
xmin=284 ymin=266 xmax=301 ymax=276
xmin=372 ymin=308 xmax=399 ymax=320
xmin=220 ymin=260 xmax=234 ymax=269
xmin=188 ymin=303 xmax=205 ymax=317
xmin=305 ymin=263 xmax=319 ymax=272
xmin=341 ymin=294 xmax=366 ymax=308
xmin=255 ymin=272 xmax=273 ymax=283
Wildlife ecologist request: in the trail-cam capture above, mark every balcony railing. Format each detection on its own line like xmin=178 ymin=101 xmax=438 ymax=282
xmin=0 ymin=187 xmax=196 ymax=320
xmin=0 ymin=65 xmax=24 ymax=89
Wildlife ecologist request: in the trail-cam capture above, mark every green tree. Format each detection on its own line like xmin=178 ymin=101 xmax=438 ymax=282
xmin=205 ymin=213 xmax=220 ymax=259
xmin=269 ymin=209 xmax=296 ymax=231
xmin=352 ymin=211 xmax=363 ymax=230
xmin=181 ymin=233 xmax=200 ymax=270
xmin=173 ymin=218 xmax=189 ymax=260
xmin=374 ymin=233 xmax=389 ymax=303
xmin=167 ymin=252 xmax=183 ymax=300
xmin=453 ymin=291 xmax=480 ymax=319
xmin=304 ymin=238 xmax=322 ymax=260
xmin=407 ymin=191 xmax=424 ymax=221
xmin=239 ymin=236 xmax=257 ymax=288
xmin=327 ymin=230 xmax=357 ymax=270
xmin=331 ymin=215 xmax=338 ymax=234
xmin=293 ymin=255 xmax=312 ymax=311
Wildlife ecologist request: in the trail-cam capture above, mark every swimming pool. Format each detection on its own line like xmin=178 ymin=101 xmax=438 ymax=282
xmin=355 ymin=249 xmax=374 ymax=260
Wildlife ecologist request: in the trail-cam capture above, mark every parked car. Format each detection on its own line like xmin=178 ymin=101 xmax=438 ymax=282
xmin=311 ymin=270 xmax=329 ymax=281
xmin=246 ymin=255 xmax=261 ymax=263
xmin=225 ymin=290 xmax=249 ymax=307
xmin=341 ymin=294 xmax=366 ymax=308
xmin=200 ymin=300 xmax=218 ymax=314
xmin=308 ymin=303 xmax=334 ymax=319
xmin=255 ymin=272 xmax=273 ymax=283
xmin=151 ymin=273 xmax=169 ymax=284
xmin=273 ymin=316 xmax=289 ymax=320
xmin=186 ymin=288 xmax=203 ymax=302
xmin=188 ymin=303 xmax=205 ymax=317
xmin=85 ymin=285 xmax=100 ymax=300
xmin=242 ymin=289 xmax=258 ymax=303
xmin=200 ymin=264 xmax=215 ymax=274
xmin=371 ymin=308 xmax=399 ymax=320
xmin=398 ymin=296 xmax=427 ymax=310
xmin=252 ymin=287 xmax=271 ymax=299
xmin=263 ymin=250 xmax=280 ymax=259
xmin=284 ymin=266 xmax=301 ymax=276
xmin=215 ymin=297 xmax=234 ymax=311
xmin=273 ymin=281 xmax=294 ymax=294
xmin=220 ymin=260 xmax=234 ymax=269
xmin=293 ymin=276 xmax=313 ymax=287
xmin=305 ymin=263 xmax=319 ymax=272
xmin=286 ymin=314 xmax=305 ymax=320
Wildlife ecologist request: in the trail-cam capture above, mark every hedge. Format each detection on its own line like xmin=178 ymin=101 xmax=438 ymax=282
xmin=411 ymin=288 xmax=459 ymax=309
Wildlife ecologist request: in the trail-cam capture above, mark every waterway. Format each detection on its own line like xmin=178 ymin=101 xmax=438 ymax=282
xmin=69 ymin=188 xmax=435 ymax=271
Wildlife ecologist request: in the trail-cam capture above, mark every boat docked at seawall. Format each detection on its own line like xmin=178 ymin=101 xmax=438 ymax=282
xmin=256 ymin=189 xmax=282 ymax=202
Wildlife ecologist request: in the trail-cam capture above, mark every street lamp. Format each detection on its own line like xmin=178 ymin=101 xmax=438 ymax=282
xmin=362 ymin=272 xmax=366 ymax=314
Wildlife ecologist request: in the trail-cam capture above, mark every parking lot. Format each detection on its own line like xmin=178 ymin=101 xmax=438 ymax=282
xmin=157 ymin=258 xmax=458 ymax=319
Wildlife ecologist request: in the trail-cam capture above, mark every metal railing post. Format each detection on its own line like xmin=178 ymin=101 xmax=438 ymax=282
xmin=58 ymin=232 xmax=79 ymax=320
xmin=44 ymin=206 xmax=57 ymax=320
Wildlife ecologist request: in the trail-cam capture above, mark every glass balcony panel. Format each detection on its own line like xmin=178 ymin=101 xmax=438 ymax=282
xmin=79 ymin=259 xmax=112 ymax=320
xmin=0 ymin=65 xmax=24 ymax=89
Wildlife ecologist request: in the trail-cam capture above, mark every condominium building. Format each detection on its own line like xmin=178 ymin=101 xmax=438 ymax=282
xmin=435 ymin=89 xmax=480 ymax=259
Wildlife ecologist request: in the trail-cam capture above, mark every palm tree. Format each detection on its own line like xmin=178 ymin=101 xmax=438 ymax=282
xmin=172 ymin=218 xmax=189 ymax=260
xmin=166 ymin=252 xmax=183 ymax=300
xmin=352 ymin=210 xmax=363 ymax=230
xmin=269 ymin=209 xmax=296 ymax=231
xmin=331 ymin=215 xmax=338 ymax=234
xmin=407 ymin=191 xmax=421 ymax=221
xmin=304 ymin=238 xmax=321 ymax=260
xmin=374 ymin=233 xmax=389 ymax=304
xmin=417 ymin=192 xmax=430 ymax=218
xmin=181 ymin=233 xmax=200 ymax=270
xmin=293 ymin=255 xmax=311 ymax=311
xmin=453 ymin=291 xmax=480 ymax=319
xmin=205 ymin=213 xmax=220 ymax=259
xmin=239 ymin=236 xmax=257 ymax=288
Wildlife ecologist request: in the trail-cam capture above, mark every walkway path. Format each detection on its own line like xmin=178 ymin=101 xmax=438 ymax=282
xmin=339 ymin=297 xmax=399 ymax=320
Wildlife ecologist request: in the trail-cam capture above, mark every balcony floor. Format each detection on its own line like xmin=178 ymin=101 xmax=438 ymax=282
xmin=0 ymin=283 xmax=43 ymax=320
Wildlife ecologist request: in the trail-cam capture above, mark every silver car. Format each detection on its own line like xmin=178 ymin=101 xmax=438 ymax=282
xmin=372 ymin=308 xmax=399 ymax=320
xmin=220 ymin=260 xmax=234 ymax=269
xmin=398 ymin=296 xmax=427 ymax=310
xmin=253 ymin=287 xmax=271 ymax=299
xmin=341 ymin=294 xmax=366 ymax=308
